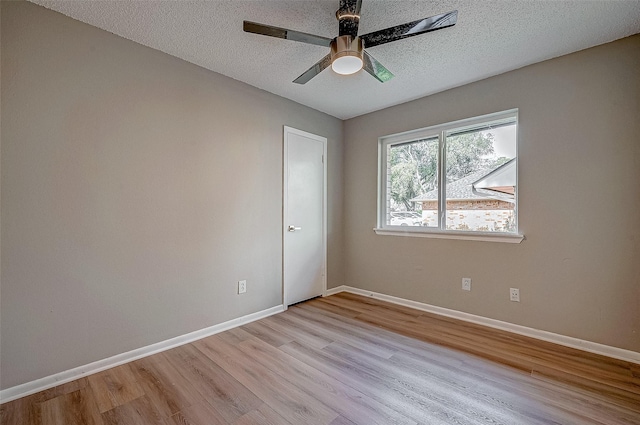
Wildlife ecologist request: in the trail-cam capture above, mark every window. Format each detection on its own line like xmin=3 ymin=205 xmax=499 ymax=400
xmin=377 ymin=110 xmax=522 ymax=242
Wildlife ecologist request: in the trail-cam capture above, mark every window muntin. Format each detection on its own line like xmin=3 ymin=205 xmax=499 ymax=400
xmin=379 ymin=110 xmax=518 ymax=236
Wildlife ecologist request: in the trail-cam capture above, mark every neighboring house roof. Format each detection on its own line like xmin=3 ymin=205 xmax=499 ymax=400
xmin=411 ymin=159 xmax=516 ymax=202
xmin=472 ymin=159 xmax=516 ymax=199
xmin=411 ymin=169 xmax=491 ymax=202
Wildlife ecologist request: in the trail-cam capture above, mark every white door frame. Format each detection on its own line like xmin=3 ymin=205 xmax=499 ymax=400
xmin=283 ymin=126 xmax=327 ymax=309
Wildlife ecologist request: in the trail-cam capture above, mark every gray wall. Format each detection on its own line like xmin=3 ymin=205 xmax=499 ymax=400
xmin=343 ymin=35 xmax=640 ymax=352
xmin=0 ymin=1 xmax=343 ymax=389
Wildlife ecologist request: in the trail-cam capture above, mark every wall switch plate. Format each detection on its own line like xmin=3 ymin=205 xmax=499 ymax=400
xmin=238 ymin=280 xmax=247 ymax=294
xmin=510 ymin=287 xmax=520 ymax=302
xmin=462 ymin=278 xmax=471 ymax=291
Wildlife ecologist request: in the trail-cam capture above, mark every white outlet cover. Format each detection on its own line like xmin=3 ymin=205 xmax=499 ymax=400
xmin=510 ymin=288 xmax=520 ymax=302
xmin=238 ymin=280 xmax=247 ymax=294
xmin=462 ymin=278 xmax=471 ymax=291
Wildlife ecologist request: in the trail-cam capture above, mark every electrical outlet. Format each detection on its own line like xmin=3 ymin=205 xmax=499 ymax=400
xmin=510 ymin=287 xmax=520 ymax=302
xmin=238 ymin=280 xmax=247 ymax=294
xmin=462 ymin=278 xmax=471 ymax=291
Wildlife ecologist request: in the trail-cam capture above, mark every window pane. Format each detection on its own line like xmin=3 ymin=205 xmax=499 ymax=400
xmin=386 ymin=137 xmax=438 ymax=227
xmin=444 ymin=122 xmax=516 ymax=232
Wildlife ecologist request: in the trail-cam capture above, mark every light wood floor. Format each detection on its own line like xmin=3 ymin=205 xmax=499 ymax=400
xmin=2 ymin=292 xmax=639 ymax=424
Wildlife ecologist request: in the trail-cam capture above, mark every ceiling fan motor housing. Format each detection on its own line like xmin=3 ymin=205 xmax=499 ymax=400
xmin=330 ymin=35 xmax=363 ymax=75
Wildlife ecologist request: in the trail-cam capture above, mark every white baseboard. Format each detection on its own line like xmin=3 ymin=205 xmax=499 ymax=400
xmin=0 ymin=305 xmax=284 ymax=404
xmin=325 ymin=286 xmax=347 ymax=297
xmin=5 ymin=287 xmax=638 ymax=404
xmin=325 ymin=285 xmax=640 ymax=365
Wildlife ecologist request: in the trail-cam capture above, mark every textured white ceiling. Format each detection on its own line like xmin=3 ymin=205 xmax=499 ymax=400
xmin=29 ymin=0 xmax=640 ymax=119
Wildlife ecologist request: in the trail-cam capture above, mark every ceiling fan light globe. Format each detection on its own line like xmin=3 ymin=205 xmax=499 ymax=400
xmin=332 ymin=55 xmax=363 ymax=75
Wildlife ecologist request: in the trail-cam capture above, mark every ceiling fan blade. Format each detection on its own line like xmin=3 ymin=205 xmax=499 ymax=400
xmin=338 ymin=0 xmax=363 ymax=38
xmin=360 ymin=10 xmax=458 ymax=48
xmin=243 ymin=21 xmax=332 ymax=47
xmin=363 ymin=51 xmax=394 ymax=83
xmin=293 ymin=54 xmax=332 ymax=84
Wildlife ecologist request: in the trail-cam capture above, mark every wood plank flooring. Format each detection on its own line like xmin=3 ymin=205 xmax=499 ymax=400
xmin=2 ymin=292 xmax=639 ymax=424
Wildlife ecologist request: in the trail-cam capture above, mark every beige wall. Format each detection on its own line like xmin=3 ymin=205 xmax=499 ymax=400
xmin=343 ymin=34 xmax=640 ymax=352
xmin=0 ymin=1 xmax=343 ymax=389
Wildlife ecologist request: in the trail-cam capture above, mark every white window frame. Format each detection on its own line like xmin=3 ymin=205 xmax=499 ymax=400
xmin=375 ymin=109 xmax=524 ymax=243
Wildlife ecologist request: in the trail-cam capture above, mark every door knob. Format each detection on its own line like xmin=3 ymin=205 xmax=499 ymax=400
xmin=288 ymin=225 xmax=302 ymax=232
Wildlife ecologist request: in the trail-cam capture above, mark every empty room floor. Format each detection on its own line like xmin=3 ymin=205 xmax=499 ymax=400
xmin=2 ymin=292 xmax=639 ymax=424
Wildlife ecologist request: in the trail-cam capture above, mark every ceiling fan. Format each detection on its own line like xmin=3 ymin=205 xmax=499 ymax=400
xmin=243 ymin=0 xmax=458 ymax=84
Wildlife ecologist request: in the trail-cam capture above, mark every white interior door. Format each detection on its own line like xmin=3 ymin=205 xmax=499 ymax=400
xmin=283 ymin=126 xmax=326 ymax=307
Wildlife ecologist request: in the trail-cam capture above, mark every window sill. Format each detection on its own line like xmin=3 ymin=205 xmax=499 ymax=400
xmin=373 ymin=228 xmax=524 ymax=243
